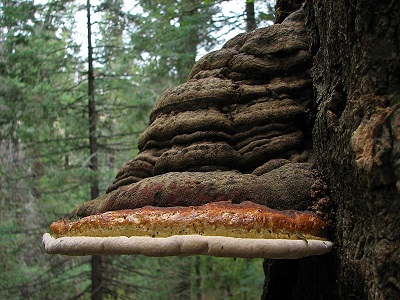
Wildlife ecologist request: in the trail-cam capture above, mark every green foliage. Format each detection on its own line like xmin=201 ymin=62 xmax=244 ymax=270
xmin=102 ymin=255 xmax=264 ymax=300
xmin=126 ymin=0 xmax=220 ymax=83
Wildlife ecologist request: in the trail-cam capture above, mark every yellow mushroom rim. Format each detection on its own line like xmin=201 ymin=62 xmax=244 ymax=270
xmin=43 ymin=201 xmax=333 ymax=258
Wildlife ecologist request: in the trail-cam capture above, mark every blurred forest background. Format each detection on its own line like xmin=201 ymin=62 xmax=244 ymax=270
xmin=0 ymin=0 xmax=275 ymax=299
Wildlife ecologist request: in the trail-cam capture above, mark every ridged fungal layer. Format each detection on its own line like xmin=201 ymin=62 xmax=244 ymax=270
xmin=73 ymin=10 xmax=317 ymax=217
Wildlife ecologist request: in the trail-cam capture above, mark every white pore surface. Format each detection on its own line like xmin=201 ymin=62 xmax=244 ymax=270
xmin=42 ymin=233 xmax=333 ymax=258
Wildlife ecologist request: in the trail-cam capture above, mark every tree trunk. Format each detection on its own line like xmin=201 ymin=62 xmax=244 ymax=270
xmin=263 ymin=0 xmax=400 ymax=299
xmin=87 ymin=1 xmax=103 ymax=299
xmin=245 ymin=0 xmax=256 ymax=32
xmin=87 ymin=3 xmax=99 ymax=201
xmin=194 ymin=256 xmax=202 ymax=300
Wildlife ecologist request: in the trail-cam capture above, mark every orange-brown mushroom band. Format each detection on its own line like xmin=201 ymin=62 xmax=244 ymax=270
xmin=50 ymin=201 xmax=328 ymax=241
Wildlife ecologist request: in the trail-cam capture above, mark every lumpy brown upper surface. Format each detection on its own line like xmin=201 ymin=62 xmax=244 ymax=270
xmin=71 ymin=9 xmax=317 ymax=218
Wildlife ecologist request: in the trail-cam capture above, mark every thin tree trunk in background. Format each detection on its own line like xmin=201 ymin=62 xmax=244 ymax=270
xmin=87 ymin=1 xmax=102 ymax=299
xmin=87 ymin=0 xmax=98 ymax=200
xmin=245 ymin=0 xmax=256 ymax=32
xmin=194 ymin=256 xmax=202 ymax=300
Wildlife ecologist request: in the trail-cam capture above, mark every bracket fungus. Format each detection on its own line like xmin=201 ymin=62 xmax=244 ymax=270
xmin=43 ymin=9 xmax=333 ymax=258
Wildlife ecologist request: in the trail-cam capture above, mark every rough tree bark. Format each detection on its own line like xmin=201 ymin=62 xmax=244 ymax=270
xmin=263 ymin=0 xmax=400 ymax=299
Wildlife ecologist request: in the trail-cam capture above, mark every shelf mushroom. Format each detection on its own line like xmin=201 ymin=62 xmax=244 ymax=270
xmin=43 ymin=201 xmax=332 ymax=258
xmin=43 ymin=8 xmax=333 ymax=258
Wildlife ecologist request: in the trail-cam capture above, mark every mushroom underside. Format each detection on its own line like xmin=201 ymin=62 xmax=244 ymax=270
xmin=43 ymin=234 xmax=333 ymax=258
